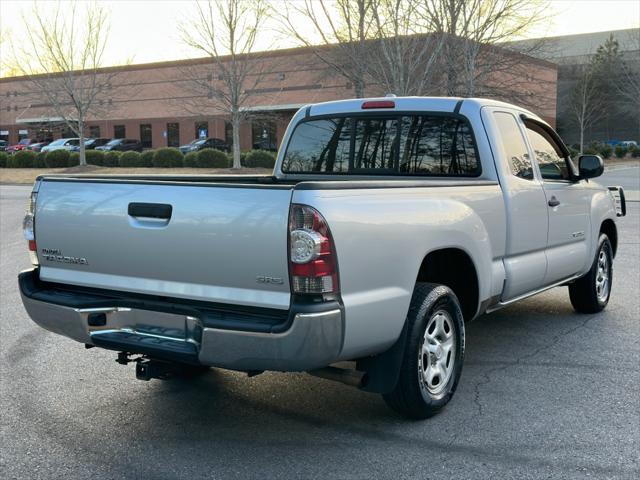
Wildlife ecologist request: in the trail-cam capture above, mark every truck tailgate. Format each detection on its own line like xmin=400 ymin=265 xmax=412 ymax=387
xmin=34 ymin=179 xmax=293 ymax=309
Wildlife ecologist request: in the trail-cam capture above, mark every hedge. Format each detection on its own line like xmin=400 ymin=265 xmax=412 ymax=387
xmin=69 ymin=152 xmax=80 ymax=165
xmin=103 ymin=151 xmax=121 ymax=167
xmin=44 ymin=149 xmax=71 ymax=168
xmin=86 ymin=150 xmax=105 ymax=166
xmin=197 ymin=148 xmax=229 ymax=168
xmin=629 ymin=144 xmax=640 ymax=158
xmin=34 ymin=151 xmax=47 ymax=168
xmin=244 ymin=149 xmax=276 ymax=168
xmin=184 ymin=151 xmax=199 ymax=168
xmin=8 ymin=150 xmax=36 ymax=168
xmin=153 ymin=148 xmax=183 ymax=168
xmin=0 ymin=151 xmax=8 ymax=168
xmin=139 ymin=150 xmax=155 ymax=167
xmin=614 ymin=144 xmax=628 ymax=158
xmin=119 ymin=151 xmax=142 ymax=167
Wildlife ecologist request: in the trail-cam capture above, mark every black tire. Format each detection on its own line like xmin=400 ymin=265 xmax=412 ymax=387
xmin=383 ymin=283 xmax=465 ymax=419
xmin=569 ymin=233 xmax=613 ymax=313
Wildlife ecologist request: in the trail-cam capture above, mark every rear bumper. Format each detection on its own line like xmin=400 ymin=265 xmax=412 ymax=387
xmin=19 ymin=269 xmax=344 ymax=372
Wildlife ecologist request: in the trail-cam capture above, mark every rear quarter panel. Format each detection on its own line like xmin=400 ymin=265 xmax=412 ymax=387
xmin=293 ymin=185 xmax=506 ymax=359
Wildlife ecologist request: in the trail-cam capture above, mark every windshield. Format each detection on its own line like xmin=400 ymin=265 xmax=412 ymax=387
xmin=282 ymin=114 xmax=480 ymax=176
xmin=49 ymin=139 xmax=65 ymax=146
xmin=106 ymin=139 xmax=122 ymax=146
xmin=194 ymin=139 xmax=206 ymax=145
xmin=18 ymin=139 xmax=31 ymax=145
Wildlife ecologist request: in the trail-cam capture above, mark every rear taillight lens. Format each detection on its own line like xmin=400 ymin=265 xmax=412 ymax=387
xmin=289 ymin=204 xmax=339 ymax=295
xmin=23 ymin=191 xmax=38 ymax=265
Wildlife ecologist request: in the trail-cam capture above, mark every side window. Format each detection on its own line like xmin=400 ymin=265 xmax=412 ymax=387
xmin=525 ymin=126 xmax=570 ymax=181
xmin=493 ymin=112 xmax=533 ymax=180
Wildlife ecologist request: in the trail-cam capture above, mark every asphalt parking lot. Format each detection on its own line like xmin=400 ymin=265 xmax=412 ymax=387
xmin=1 ymin=168 xmax=638 ymax=479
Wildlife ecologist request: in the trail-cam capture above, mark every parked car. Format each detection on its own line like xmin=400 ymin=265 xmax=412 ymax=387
xmin=41 ymin=138 xmax=81 ymax=153
xmin=70 ymin=138 xmax=111 ymax=151
xmin=6 ymin=138 xmax=37 ymax=153
xmin=179 ymin=137 xmax=230 ymax=153
xmin=618 ymin=140 xmax=637 ymax=148
xmin=27 ymin=141 xmax=51 ymax=152
xmin=0 ymin=140 xmax=7 ymax=151
xmin=252 ymin=138 xmax=277 ymax=151
xmin=95 ymin=138 xmax=143 ymax=152
xmin=18 ymin=97 xmax=625 ymax=419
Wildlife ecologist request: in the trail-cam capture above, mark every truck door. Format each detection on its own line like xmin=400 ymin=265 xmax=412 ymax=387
xmin=482 ymin=108 xmax=549 ymax=300
xmin=521 ymin=120 xmax=591 ymax=284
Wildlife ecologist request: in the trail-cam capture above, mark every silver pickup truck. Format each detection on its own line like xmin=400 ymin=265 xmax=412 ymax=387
xmin=19 ymin=97 xmax=626 ymax=419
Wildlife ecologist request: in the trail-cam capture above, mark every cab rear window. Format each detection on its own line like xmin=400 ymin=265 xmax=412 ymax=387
xmin=282 ymin=114 xmax=480 ymax=176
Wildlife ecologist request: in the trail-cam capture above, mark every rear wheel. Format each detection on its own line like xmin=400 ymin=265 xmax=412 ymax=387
xmin=383 ymin=283 xmax=465 ymax=419
xmin=569 ymin=234 xmax=613 ymax=313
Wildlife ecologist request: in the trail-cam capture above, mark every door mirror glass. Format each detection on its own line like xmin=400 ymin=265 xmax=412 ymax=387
xmin=578 ymin=154 xmax=604 ymax=179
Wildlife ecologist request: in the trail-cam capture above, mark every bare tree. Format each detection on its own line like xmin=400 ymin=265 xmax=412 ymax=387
xmin=569 ymin=64 xmax=603 ymax=152
xmin=279 ymin=0 xmax=376 ymax=97
xmin=180 ymin=0 xmax=270 ymax=168
xmin=14 ymin=2 xmax=117 ymax=166
xmin=422 ymin=0 xmax=549 ymax=102
xmin=367 ymin=0 xmax=444 ymax=95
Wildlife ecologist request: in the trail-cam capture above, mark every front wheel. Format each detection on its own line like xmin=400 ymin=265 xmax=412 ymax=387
xmin=383 ymin=283 xmax=465 ymax=419
xmin=569 ymin=234 xmax=613 ymax=313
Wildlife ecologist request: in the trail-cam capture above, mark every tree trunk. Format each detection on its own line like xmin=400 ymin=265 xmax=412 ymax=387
xmin=231 ymin=110 xmax=241 ymax=169
xmin=579 ymin=120 xmax=584 ymax=153
xmin=78 ymin=121 xmax=86 ymax=166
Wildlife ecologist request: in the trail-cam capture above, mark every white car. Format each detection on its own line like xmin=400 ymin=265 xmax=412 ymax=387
xmin=41 ymin=138 xmax=82 ymax=152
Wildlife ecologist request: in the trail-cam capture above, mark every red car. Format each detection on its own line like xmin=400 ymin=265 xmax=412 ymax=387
xmin=27 ymin=141 xmax=51 ymax=152
xmin=6 ymin=138 xmax=36 ymax=154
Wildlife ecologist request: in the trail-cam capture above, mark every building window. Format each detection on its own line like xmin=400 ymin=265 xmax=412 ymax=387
xmin=140 ymin=124 xmax=152 ymax=148
xmin=251 ymin=120 xmax=277 ymax=151
xmin=195 ymin=121 xmax=208 ymax=139
xmin=89 ymin=126 xmax=101 ymax=138
xmin=18 ymin=129 xmax=29 ymax=140
xmin=114 ymin=125 xmax=125 ymax=139
xmin=167 ymin=123 xmax=179 ymax=147
xmin=61 ymin=127 xmax=73 ymax=138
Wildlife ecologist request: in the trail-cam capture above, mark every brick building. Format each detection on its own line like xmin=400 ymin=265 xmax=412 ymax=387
xmin=0 ymin=43 xmax=558 ymax=150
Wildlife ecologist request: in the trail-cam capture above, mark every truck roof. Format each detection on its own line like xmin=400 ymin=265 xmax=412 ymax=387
xmin=306 ymin=96 xmax=541 ymax=123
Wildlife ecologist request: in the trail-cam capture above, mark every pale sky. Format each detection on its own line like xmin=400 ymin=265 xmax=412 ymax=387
xmin=1 ymin=0 xmax=639 ymax=74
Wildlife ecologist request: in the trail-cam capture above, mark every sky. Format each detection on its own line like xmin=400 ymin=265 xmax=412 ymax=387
xmin=1 ymin=0 xmax=639 ymax=74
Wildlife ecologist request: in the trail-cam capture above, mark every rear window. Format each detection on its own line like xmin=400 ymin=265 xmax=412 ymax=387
xmin=282 ymin=114 xmax=480 ymax=176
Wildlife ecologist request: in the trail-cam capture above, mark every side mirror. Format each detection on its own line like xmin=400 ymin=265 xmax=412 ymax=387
xmin=578 ymin=154 xmax=604 ymax=179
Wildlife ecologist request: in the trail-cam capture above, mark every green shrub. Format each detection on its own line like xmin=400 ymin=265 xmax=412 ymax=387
xmin=45 ymin=149 xmax=71 ymax=168
xmin=197 ymin=148 xmax=229 ymax=168
xmin=0 ymin=151 xmax=8 ymax=168
xmin=614 ymin=144 xmax=628 ymax=158
xmin=34 ymin=151 xmax=47 ymax=168
xmin=103 ymin=151 xmax=121 ymax=167
xmin=69 ymin=152 xmax=80 ymax=165
xmin=139 ymin=150 xmax=155 ymax=167
xmin=8 ymin=150 xmax=36 ymax=168
xmin=153 ymin=148 xmax=183 ymax=168
xmin=184 ymin=151 xmax=199 ymax=168
xmin=629 ymin=144 xmax=640 ymax=158
xmin=119 ymin=151 xmax=142 ymax=167
xmin=244 ymin=149 xmax=276 ymax=168
xmin=598 ymin=143 xmax=613 ymax=159
xmin=86 ymin=150 xmax=105 ymax=166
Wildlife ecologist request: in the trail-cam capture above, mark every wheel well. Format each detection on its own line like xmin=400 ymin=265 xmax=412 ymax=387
xmin=600 ymin=219 xmax=618 ymax=257
xmin=416 ymin=249 xmax=479 ymax=322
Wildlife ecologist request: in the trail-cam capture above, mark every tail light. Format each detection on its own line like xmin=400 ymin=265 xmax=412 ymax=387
xmin=288 ymin=204 xmax=339 ymax=295
xmin=23 ymin=191 xmax=38 ymax=266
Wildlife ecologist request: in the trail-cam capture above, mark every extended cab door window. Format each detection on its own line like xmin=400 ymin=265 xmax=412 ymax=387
xmin=493 ymin=112 xmax=534 ymax=180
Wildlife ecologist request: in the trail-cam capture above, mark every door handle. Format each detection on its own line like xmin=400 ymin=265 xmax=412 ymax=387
xmin=128 ymin=202 xmax=173 ymax=219
xmin=547 ymin=196 xmax=560 ymax=207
